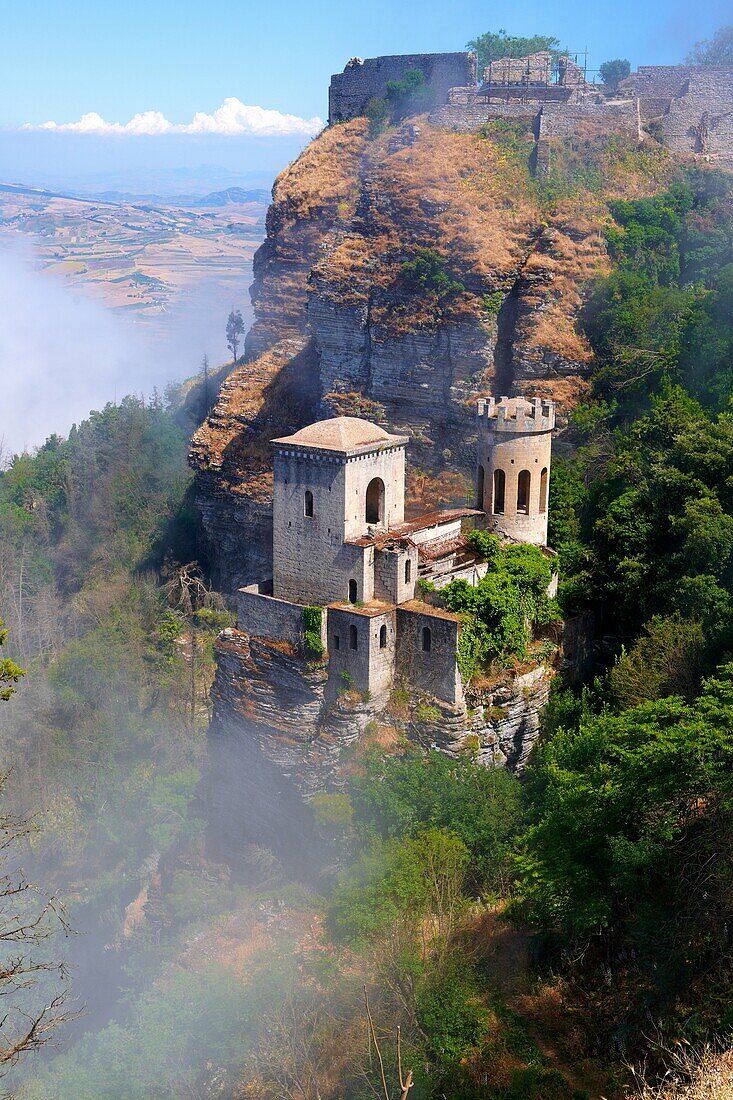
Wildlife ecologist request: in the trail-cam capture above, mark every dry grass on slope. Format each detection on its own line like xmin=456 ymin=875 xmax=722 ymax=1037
xmin=316 ymin=121 xmax=542 ymax=319
xmin=189 ymin=337 xmax=318 ymax=499
xmin=634 ymin=1047 xmax=733 ymax=1100
xmin=273 ymin=118 xmax=368 ymax=219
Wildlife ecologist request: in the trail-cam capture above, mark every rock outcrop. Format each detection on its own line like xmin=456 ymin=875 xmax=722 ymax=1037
xmin=191 ymin=117 xmax=672 ymax=589
xmin=206 ymin=627 xmax=553 ymax=864
xmin=191 ymin=105 xmax=666 ymax=863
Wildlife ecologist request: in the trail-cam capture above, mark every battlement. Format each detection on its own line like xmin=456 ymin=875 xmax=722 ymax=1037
xmin=477 ymin=396 xmax=555 ymax=433
xmin=328 ymin=51 xmax=476 ymax=124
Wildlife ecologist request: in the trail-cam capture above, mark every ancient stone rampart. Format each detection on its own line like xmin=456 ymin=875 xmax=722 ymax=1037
xmin=430 ymin=96 xmax=639 ymax=141
xmin=662 ymin=71 xmax=733 ymax=161
xmin=328 ymin=52 xmax=476 ymax=123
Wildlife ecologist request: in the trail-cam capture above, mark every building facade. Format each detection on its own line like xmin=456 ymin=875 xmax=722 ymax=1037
xmin=237 ymin=401 xmax=554 ymax=710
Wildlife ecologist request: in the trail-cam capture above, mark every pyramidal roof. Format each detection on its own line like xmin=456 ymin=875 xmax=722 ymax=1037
xmin=272 ymin=416 xmax=409 ymax=455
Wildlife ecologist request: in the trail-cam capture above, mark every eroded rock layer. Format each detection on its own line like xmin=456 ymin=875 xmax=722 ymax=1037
xmin=191 ymin=117 xmax=671 ymax=588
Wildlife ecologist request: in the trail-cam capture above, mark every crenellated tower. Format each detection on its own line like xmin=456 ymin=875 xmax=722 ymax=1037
xmin=476 ymin=396 xmax=555 ymax=546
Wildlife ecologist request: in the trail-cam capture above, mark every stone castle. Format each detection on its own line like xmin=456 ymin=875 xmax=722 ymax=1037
xmin=236 ymin=396 xmax=555 ymax=714
xmin=329 ymin=49 xmax=733 ymax=166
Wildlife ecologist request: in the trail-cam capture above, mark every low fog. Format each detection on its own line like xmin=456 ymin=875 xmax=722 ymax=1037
xmin=0 ymin=240 xmax=253 ymax=455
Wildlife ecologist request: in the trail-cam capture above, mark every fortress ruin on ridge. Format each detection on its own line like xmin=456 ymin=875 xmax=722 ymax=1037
xmin=328 ymin=49 xmax=733 ymax=167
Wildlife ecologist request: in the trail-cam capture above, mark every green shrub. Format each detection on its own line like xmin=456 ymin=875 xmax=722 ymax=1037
xmin=302 ymin=606 xmax=324 ymax=657
xmin=401 ymin=248 xmax=465 ymax=300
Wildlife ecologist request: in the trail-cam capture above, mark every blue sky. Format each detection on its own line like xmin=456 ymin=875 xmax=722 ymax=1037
xmin=2 ymin=0 xmax=729 ymax=128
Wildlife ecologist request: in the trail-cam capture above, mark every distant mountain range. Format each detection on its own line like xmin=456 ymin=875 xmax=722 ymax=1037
xmin=0 ymin=180 xmax=270 ymax=211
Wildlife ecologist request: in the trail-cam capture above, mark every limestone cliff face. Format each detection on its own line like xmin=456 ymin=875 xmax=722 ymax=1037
xmin=191 ymin=116 xmax=670 ymax=590
xmin=206 ymin=627 xmax=553 ymax=864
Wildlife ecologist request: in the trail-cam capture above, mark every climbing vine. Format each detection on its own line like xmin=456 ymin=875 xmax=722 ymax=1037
xmin=302 ymin=606 xmax=324 ymax=658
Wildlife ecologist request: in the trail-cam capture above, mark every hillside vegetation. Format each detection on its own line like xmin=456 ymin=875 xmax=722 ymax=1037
xmin=2 ymin=40 xmax=733 ymax=1100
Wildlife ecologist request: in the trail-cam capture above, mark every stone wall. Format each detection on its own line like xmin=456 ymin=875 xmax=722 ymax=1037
xmin=484 ymin=52 xmax=553 ymax=86
xmin=630 ymin=66 xmax=691 ymax=97
xmin=327 ymin=605 xmax=396 ymax=702
xmin=396 ymin=603 xmax=463 ymax=706
xmin=429 ymin=98 xmax=538 ymax=133
xmin=661 ymin=71 xmax=733 ymax=161
xmin=538 ymin=99 xmax=640 ymax=139
xmin=236 ymin=584 xmax=328 ymax=649
xmin=329 ymin=52 xmax=476 ymax=123
xmin=429 ymin=96 xmax=639 ymax=141
xmin=375 ymin=544 xmax=418 ymax=604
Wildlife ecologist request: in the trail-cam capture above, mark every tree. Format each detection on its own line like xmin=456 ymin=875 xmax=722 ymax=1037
xmin=225 ymin=309 xmax=245 ymax=364
xmin=517 ymin=664 xmax=733 ymax=1033
xmin=0 ymin=633 xmax=70 ymax=1071
xmin=0 ymin=617 xmax=24 ymax=700
xmin=466 ymin=28 xmax=561 ymax=74
xmin=163 ymin=560 xmax=223 ymax=729
xmin=599 ymin=58 xmax=631 ymax=90
xmin=200 ymin=354 xmax=210 ymax=410
xmin=0 ymin=777 xmax=73 ymax=1071
xmin=686 ymin=25 xmax=733 ymax=67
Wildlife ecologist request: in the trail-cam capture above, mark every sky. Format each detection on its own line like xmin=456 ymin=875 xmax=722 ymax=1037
xmin=0 ymin=0 xmax=729 ymax=452
xmin=1 ymin=0 xmax=729 ymax=132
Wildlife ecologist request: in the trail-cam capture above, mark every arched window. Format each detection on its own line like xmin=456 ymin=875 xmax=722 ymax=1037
xmin=304 ymin=490 xmax=313 ymax=518
xmin=365 ymin=477 xmax=385 ymax=525
xmin=348 ymin=579 xmax=358 ymax=603
xmin=404 ymin=558 xmax=412 ymax=584
xmin=476 ymin=464 xmax=485 ymax=509
xmin=421 ymin=626 xmax=432 ymax=653
xmin=379 ymin=624 xmax=387 ymax=649
xmin=517 ymin=470 xmax=531 ymax=514
xmin=539 ymin=467 xmax=548 ymax=514
xmin=493 ymin=469 xmax=505 ymax=515
xmin=349 ymin=624 xmax=358 ymax=650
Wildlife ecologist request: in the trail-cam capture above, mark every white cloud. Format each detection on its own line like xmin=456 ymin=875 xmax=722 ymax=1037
xmin=22 ymin=98 xmax=323 ymax=138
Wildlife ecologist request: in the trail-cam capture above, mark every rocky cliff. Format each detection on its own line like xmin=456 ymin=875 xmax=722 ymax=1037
xmin=192 ymin=110 xmax=667 ymax=865
xmin=206 ymin=627 xmax=554 ymax=866
xmin=191 ymin=115 xmax=670 ymax=591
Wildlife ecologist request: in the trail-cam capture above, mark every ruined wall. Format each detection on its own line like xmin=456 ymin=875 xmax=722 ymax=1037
xmin=429 ymin=98 xmax=538 ymax=133
xmin=396 ymin=604 xmax=463 ymax=706
xmin=329 ymin=52 xmax=476 ymax=123
xmin=484 ymin=52 xmax=553 ymax=86
xmin=430 ymin=97 xmax=639 ymax=140
xmin=662 ymin=71 xmax=733 ymax=162
xmin=538 ymin=99 xmax=640 ymax=139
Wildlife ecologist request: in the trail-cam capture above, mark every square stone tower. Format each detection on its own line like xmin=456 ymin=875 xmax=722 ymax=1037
xmin=271 ymin=417 xmax=409 ymax=606
xmin=477 ymin=396 xmax=555 ymax=546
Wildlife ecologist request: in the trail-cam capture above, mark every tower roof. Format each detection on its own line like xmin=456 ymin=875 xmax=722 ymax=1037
xmin=272 ymin=417 xmax=409 ymax=456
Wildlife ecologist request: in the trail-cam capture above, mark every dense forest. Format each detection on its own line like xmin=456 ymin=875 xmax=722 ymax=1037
xmin=1 ymin=56 xmax=733 ymax=1100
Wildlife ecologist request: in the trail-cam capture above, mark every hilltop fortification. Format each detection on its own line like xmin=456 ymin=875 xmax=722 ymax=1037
xmin=329 ymin=48 xmax=733 ymax=166
xmin=329 ymin=51 xmax=476 ymax=123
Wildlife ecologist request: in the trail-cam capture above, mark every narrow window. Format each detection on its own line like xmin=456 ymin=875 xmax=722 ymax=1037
xmin=349 ymin=624 xmax=358 ymax=650
xmin=493 ymin=469 xmax=505 ymax=515
xmin=348 ymin=579 xmax=358 ymax=603
xmin=333 ymin=634 xmax=340 ymax=651
xmin=404 ymin=558 xmax=412 ymax=584
xmin=379 ymin=624 xmax=387 ymax=649
xmin=517 ymin=470 xmax=531 ymax=514
xmin=421 ymin=626 xmax=432 ymax=653
xmin=304 ymin=490 xmax=313 ymax=518
xmin=365 ymin=477 xmax=385 ymax=525
xmin=539 ymin=467 xmax=548 ymax=514
xmin=476 ymin=464 xmax=485 ymax=509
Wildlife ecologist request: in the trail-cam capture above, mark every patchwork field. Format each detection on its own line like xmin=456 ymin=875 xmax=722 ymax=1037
xmin=0 ymin=183 xmax=266 ymax=318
